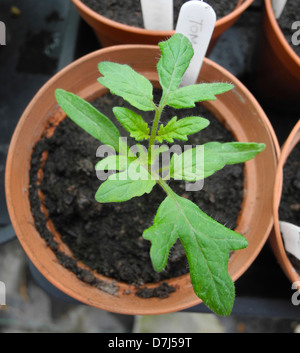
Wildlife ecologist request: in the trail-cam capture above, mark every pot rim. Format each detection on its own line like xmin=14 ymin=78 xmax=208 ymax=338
xmin=71 ymin=0 xmax=254 ymax=36
xmin=265 ymin=0 xmax=300 ymax=66
xmin=5 ymin=44 xmax=280 ymax=315
xmin=272 ymin=119 xmax=300 ymax=288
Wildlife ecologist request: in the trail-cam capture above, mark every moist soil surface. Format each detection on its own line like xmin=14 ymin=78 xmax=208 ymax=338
xmin=81 ymin=0 xmax=239 ymax=28
xmin=29 ymin=90 xmax=244 ymax=298
xmin=277 ymin=0 xmax=300 ymax=57
xmin=279 ymin=141 xmax=300 ymax=274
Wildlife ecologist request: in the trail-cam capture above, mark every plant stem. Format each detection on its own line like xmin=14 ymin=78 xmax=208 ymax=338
xmin=157 ymin=177 xmax=175 ymax=198
xmin=147 ymin=91 xmax=170 ymax=167
xmin=148 ymin=106 xmax=163 ymax=153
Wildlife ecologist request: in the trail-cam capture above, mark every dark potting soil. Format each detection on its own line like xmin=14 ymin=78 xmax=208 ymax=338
xmin=277 ymin=0 xmax=300 ymax=57
xmin=279 ymin=141 xmax=300 ymax=274
xmin=29 ymin=90 xmax=244 ymax=298
xmin=81 ymin=0 xmax=239 ymax=28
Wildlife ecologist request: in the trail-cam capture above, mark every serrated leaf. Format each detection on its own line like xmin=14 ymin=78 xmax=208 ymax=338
xmin=95 ymin=159 xmax=155 ymax=203
xmin=55 ymin=89 xmax=121 ymax=152
xmin=143 ymin=194 xmax=248 ymax=316
xmin=113 ymin=107 xmax=150 ymax=141
xmin=170 ymin=142 xmax=266 ymax=181
xmin=165 ymin=83 xmax=234 ymax=109
xmin=156 ymin=116 xmax=209 ymax=143
xmin=157 ymin=34 xmax=194 ymax=96
xmin=98 ymin=62 xmax=155 ymax=112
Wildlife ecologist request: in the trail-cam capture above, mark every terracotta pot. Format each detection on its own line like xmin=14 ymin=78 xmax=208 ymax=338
xmin=270 ymin=119 xmax=300 ymax=291
xmin=5 ymin=44 xmax=279 ymax=315
xmin=255 ymin=0 xmax=300 ymax=107
xmin=71 ymin=0 xmax=254 ymax=49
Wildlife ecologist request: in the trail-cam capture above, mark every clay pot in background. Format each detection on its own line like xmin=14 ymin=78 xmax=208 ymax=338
xmin=6 ymin=44 xmax=279 ymax=315
xmin=270 ymin=119 xmax=300 ymax=291
xmin=71 ymin=0 xmax=254 ymax=49
xmin=254 ymin=0 xmax=300 ymax=109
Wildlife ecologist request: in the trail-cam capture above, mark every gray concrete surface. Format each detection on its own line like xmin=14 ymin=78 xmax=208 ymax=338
xmin=1 ymin=0 xmax=300 ymax=333
xmin=0 ymin=238 xmax=299 ymax=333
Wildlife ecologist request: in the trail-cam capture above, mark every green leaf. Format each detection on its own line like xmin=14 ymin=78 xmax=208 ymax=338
xmin=149 ymin=145 xmax=169 ymax=165
xmin=95 ymin=159 xmax=156 ymax=203
xmin=98 ymin=62 xmax=155 ymax=112
xmin=132 ymin=143 xmax=149 ymax=164
xmin=170 ymin=142 xmax=266 ymax=181
xmin=157 ymin=34 xmax=194 ymax=95
xmin=202 ymin=141 xmax=266 ymax=177
xmin=143 ymin=194 xmax=248 ymax=316
xmin=164 ymin=83 xmax=234 ymax=109
xmin=95 ymin=154 xmax=136 ymax=171
xmin=170 ymin=146 xmax=204 ymax=181
xmin=113 ymin=107 xmax=150 ymax=141
xmin=156 ymin=116 xmax=209 ymax=143
xmin=55 ymin=89 xmax=121 ymax=152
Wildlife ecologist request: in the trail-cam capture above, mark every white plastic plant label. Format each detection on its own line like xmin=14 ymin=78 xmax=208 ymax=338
xmin=272 ymin=0 xmax=287 ymax=19
xmin=279 ymin=221 xmax=300 ymax=260
xmin=175 ymin=0 xmax=216 ymax=86
xmin=140 ymin=0 xmax=173 ymax=30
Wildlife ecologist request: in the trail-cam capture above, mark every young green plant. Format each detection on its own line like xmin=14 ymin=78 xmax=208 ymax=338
xmin=55 ymin=33 xmax=265 ymax=316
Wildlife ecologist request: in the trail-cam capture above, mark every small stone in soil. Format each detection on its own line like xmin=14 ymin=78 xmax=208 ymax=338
xmin=290 ymin=204 xmax=300 ymax=212
xmin=95 ymin=280 xmax=119 ymax=296
xmin=135 ymin=282 xmax=176 ymax=299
